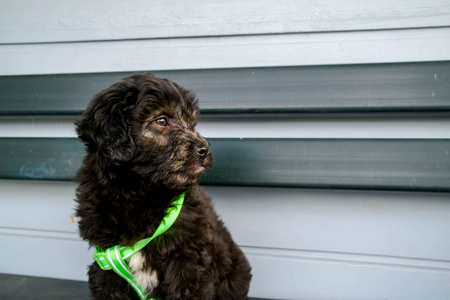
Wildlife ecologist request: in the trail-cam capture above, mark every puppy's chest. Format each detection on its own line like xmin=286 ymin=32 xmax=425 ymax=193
xmin=128 ymin=252 xmax=158 ymax=293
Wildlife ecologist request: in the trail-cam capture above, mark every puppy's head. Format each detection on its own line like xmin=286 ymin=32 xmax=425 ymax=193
xmin=76 ymin=73 xmax=212 ymax=190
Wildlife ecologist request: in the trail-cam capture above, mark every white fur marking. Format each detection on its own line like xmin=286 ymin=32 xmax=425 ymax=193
xmin=128 ymin=252 xmax=159 ymax=294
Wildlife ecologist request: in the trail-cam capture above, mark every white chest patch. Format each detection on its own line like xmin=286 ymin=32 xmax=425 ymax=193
xmin=128 ymin=252 xmax=159 ymax=294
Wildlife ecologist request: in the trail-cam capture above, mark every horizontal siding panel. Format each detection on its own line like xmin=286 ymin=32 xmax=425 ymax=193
xmin=2 ymin=180 xmax=449 ymax=261
xmin=0 ymin=233 xmax=94 ymax=281
xmin=2 ymin=116 xmax=450 ymax=140
xmin=2 ymin=28 xmax=450 ymax=76
xmin=3 ymin=232 xmax=449 ymax=300
xmin=0 ymin=138 xmax=448 ymax=192
xmin=246 ymin=247 xmax=450 ymax=300
xmin=198 ymin=116 xmax=450 ymax=139
xmin=1 ymin=62 xmax=449 ymax=115
xmin=1 ymin=181 xmax=449 ymax=299
xmin=207 ymin=139 xmax=450 ymax=191
xmin=1 ymin=0 xmax=449 ymax=44
xmin=0 ymin=138 xmax=84 ymax=180
xmin=0 ymin=180 xmax=77 ymax=234
xmin=211 ymin=186 xmax=450 ymax=261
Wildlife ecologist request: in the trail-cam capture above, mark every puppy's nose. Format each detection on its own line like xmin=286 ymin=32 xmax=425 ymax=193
xmin=195 ymin=145 xmax=209 ymax=158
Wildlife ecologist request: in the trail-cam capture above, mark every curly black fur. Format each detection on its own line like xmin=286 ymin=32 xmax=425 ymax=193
xmin=75 ymin=73 xmax=251 ymax=299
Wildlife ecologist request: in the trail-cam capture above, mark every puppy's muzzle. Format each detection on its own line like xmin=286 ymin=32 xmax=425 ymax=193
xmin=193 ymin=138 xmax=212 ymax=169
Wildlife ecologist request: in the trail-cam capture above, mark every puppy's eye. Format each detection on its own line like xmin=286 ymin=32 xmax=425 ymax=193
xmin=154 ymin=117 xmax=168 ymax=127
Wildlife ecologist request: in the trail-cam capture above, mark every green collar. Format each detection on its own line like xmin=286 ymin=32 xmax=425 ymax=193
xmin=93 ymin=192 xmax=185 ymax=300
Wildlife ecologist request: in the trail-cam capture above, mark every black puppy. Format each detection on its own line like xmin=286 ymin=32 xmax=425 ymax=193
xmin=75 ymin=73 xmax=251 ymax=299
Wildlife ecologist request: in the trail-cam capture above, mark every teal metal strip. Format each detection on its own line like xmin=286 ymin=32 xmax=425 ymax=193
xmin=0 ymin=138 xmax=449 ymax=192
xmin=1 ymin=62 xmax=449 ymax=115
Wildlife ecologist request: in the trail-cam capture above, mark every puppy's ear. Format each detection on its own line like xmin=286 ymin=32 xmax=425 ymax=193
xmin=75 ymin=80 xmax=138 ymax=163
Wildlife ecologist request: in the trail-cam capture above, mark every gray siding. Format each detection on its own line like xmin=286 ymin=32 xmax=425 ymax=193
xmin=2 ymin=0 xmax=449 ymax=43
xmin=0 ymin=1 xmax=449 ymax=299
xmin=2 ymin=181 xmax=450 ymax=300
xmin=3 ymin=28 xmax=450 ymax=76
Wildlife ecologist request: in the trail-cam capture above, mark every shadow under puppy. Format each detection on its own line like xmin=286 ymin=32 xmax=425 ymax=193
xmin=75 ymin=73 xmax=251 ymax=299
